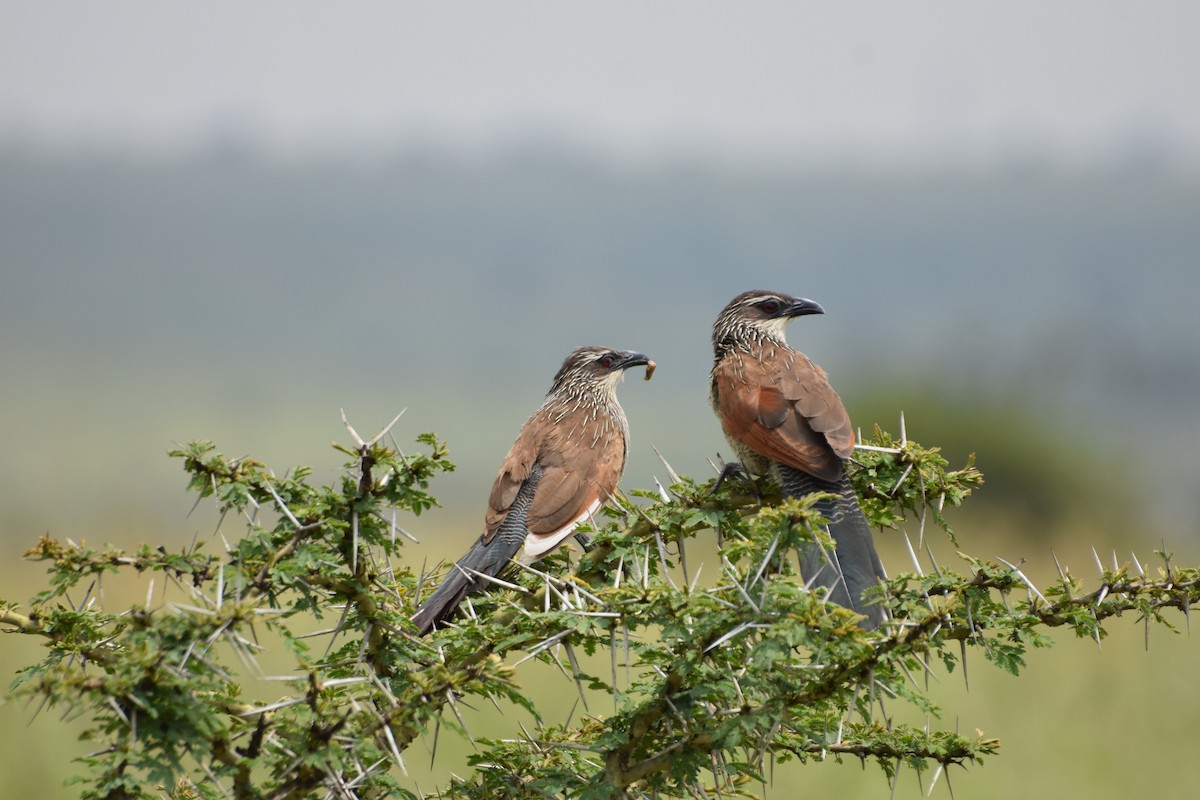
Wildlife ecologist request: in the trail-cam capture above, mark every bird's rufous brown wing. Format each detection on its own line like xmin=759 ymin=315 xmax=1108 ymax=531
xmin=483 ymin=411 xmax=625 ymax=556
xmin=714 ymin=351 xmax=853 ymax=483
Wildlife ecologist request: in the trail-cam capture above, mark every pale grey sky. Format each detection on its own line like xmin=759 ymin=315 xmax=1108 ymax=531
xmin=2 ymin=2 xmax=1198 ymax=164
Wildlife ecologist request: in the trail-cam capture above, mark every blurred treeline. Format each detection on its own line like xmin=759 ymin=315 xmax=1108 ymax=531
xmin=1 ymin=147 xmax=1198 ymax=798
xmin=2 ymin=147 xmax=1198 ymax=541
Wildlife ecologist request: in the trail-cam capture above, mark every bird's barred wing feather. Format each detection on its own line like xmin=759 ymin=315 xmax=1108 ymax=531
xmin=484 ymin=418 xmax=540 ymax=542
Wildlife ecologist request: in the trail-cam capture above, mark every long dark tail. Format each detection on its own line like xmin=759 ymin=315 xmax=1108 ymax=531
xmin=779 ymin=465 xmax=886 ymax=629
xmin=411 ymin=466 xmax=543 ymax=635
xmin=411 ymin=536 xmax=502 ymax=635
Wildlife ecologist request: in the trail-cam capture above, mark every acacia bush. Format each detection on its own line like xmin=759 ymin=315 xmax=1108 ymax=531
xmin=2 ymin=414 xmax=1197 ymax=799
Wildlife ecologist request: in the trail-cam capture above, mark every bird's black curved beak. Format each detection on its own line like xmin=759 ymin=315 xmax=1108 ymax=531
xmin=614 ymin=351 xmax=652 ymax=371
xmin=786 ymin=297 xmax=825 ymax=318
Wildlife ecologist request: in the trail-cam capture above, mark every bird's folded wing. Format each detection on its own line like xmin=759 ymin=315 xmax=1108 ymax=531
xmin=522 ymin=430 xmax=623 ymax=558
xmin=483 ymin=411 xmax=624 ymax=558
xmin=714 ymin=354 xmax=851 ymax=482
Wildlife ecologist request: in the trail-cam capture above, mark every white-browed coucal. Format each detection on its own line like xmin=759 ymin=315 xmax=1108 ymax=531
xmin=710 ymin=290 xmax=886 ymax=628
xmin=412 ymin=346 xmax=653 ymax=635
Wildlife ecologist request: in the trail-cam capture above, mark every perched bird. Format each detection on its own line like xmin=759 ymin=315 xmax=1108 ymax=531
xmin=709 ymin=290 xmax=886 ymax=628
xmin=412 ymin=346 xmax=654 ymax=635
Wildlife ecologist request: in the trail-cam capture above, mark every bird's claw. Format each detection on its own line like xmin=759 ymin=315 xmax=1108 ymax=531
xmin=710 ymin=461 xmax=749 ymax=495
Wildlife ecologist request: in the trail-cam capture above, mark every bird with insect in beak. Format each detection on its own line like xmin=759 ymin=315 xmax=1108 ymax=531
xmin=412 ymin=346 xmax=655 ymax=635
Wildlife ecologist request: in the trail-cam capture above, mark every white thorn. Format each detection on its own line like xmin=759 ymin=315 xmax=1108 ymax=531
xmin=854 ymin=444 xmax=903 ymax=454
xmin=996 ymin=557 xmax=1048 ymax=606
xmin=340 ymin=408 xmax=366 ymax=447
xmin=262 ymin=479 xmax=302 ymax=529
xmin=652 ymin=444 xmax=682 ymax=486
xmin=455 ymin=564 xmax=529 ymax=593
xmin=927 ymin=762 xmax=943 ymax=797
xmin=367 ymin=408 xmax=407 ymax=446
xmin=215 ymin=562 xmax=224 ymax=612
xmin=1051 ymin=550 xmax=1068 ymax=582
xmin=902 ymin=529 xmax=924 ymax=576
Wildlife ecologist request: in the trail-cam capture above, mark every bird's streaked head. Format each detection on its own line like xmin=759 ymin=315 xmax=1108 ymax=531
xmin=712 ymin=290 xmax=824 ymax=352
xmin=550 ymin=346 xmax=653 ymax=397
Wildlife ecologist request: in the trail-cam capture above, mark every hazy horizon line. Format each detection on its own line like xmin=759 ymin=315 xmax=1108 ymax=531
xmin=2 ymin=129 xmax=1196 ymax=179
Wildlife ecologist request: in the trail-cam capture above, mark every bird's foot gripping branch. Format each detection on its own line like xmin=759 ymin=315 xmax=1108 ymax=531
xmin=3 ymin=422 xmax=1199 ymax=800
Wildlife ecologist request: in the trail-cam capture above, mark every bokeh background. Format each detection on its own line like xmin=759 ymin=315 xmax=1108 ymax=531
xmin=2 ymin=3 xmax=1199 ymax=797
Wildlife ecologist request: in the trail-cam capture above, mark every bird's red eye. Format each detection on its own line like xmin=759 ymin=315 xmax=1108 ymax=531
xmin=599 ymin=355 xmax=615 ymax=368
xmin=758 ymin=299 xmax=782 ymax=314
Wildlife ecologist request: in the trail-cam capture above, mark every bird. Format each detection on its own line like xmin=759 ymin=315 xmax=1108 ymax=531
xmin=412 ymin=346 xmax=654 ymax=635
xmin=709 ymin=290 xmax=886 ymax=628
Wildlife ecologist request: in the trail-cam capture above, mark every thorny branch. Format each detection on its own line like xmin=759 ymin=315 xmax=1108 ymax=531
xmin=1 ymin=423 xmax=1196 ymax=800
